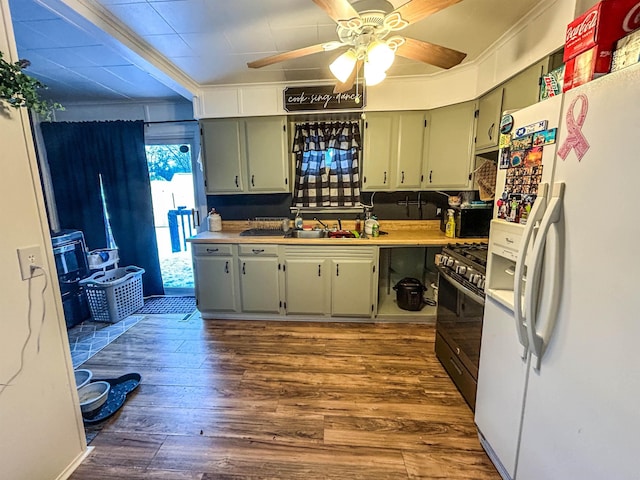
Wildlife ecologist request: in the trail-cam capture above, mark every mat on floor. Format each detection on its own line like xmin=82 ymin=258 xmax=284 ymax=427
xmin=136 ymin=295 xmax=197 ymax=314
xmin=68 ymin=315 xmax=144 ymax=369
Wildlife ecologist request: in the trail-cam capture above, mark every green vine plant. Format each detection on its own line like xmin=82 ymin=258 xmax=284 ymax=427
xmin=0 ymin=51 xmax=63 ymax=120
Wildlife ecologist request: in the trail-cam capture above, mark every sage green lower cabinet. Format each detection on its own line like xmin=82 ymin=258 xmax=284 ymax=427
xmin=193 ymin=244 xmax=238 ymax=313
xmin=193 ymin=244 xmax=378 ymax=319
xmin=284 ymin=257 xmax=329 ymax=315
xmin=331 ymin=258 xmax=375 ymax=316
xmin=283 ymin=246 xmax=377 ymax=318
xmin=238 ymin=245 xmax=281 ymax=314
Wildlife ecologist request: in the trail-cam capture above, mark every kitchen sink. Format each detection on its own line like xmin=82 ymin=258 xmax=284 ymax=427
xmin=287 ymin=229 xmax=328 ymax=238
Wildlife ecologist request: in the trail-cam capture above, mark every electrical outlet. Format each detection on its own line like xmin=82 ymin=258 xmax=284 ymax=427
xmin=17 ymin=246 xmax=44 ymax=281
xmin=436 ymin=207 xmax=442 ymax=216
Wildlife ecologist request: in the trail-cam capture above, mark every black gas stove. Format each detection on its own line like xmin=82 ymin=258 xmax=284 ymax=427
xmin=438 ymin=243 xmax=488 ymax=297
xmin=435 ymin=242 xmax=489 ymax=411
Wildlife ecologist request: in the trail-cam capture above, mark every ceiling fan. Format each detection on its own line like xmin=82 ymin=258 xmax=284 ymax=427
xmin=247 ymin=0 xmax=467 ymax=92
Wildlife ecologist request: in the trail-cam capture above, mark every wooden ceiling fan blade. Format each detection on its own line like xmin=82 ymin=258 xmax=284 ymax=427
xmin=333 ymin=60 xmax=362 ymax=94
xmin=247 ymin=44 xmax=330 ymax=69
xmin=393 ymin=0 xmax=463 ymax=25
xmin=396 ymin=37 xmax=466 ymax=69
xmin=312 ymin=0 xmax=360 ymax=23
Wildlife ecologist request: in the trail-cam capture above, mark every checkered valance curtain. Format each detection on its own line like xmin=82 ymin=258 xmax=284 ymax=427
xmin=291 ymin=121 xmax=361 ymax=207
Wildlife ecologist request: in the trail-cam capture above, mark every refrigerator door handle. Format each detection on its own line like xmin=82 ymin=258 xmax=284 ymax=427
xmin=524 ymin=182 xmax=565 ymax=370
xmin=513 ymin=183 xmax=548 ymax=358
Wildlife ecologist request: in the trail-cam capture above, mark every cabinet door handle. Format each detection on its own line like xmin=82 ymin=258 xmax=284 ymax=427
xmin=488 ymin=123 xmax=494 ymax=140
xmin=252 ymin=249 xmax=265 ymax=254
xmin=242 ymin=262 xmax=246 ymax=275
xmin=318 ymin=264 xmax=321 ymax=276
xmin=251 ymin=174 xmax=255 ymax=187
xmin=383 ymin=171 xmax=387 ymax=184
xmin=235 ymin=175 xmax=239 ymax=188
xmin=336 ymin=263 xmax=339 ymax=276
xmin=401 ymin=171 xmax=405 ymax=183
xmin=429 ymin=170 xmax=433 ymax=183
xmin=224 ymin=261 xmax=229 ymax=274
xmin=206 ymin=248 xmax=219 ymax=253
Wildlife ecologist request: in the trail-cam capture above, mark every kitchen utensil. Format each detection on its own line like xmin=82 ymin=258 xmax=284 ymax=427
xmin=393 ymin=277 xmax=427 ymax=311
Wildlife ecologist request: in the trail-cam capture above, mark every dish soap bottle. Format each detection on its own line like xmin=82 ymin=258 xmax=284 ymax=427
xmin=445 ymin=209 xmax=456 ymax=238
xmin=294 ymin=209 xmax=303 ymax=230
xmin=208 ymin=208 xmax=222 ymax=232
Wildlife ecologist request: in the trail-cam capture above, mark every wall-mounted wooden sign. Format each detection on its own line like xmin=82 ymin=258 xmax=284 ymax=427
xmin=283 ymin=85 xmax=365 ymax=112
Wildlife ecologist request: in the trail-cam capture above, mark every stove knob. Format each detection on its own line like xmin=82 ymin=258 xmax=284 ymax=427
xmin=477 ymin=278 xmax=486 ymax=289
xmin=469 ymin=273 xmax=479 ymax=284
xmin=456 ymin=265 xmax=467 ymax=275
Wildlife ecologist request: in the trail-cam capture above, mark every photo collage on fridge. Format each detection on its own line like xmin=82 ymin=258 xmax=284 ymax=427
xmin=496 ymin=115 xmax=558 ymax=224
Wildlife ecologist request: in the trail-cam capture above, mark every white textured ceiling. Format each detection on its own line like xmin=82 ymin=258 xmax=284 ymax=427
xmin=8 ymin=0 xmax=542 ymax=103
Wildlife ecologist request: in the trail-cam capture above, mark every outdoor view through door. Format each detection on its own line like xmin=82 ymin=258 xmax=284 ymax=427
xmin=145 ymin=144 xmax=195 ymax=293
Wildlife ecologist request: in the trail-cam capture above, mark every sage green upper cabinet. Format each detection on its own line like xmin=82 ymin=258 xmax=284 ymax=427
xmin=422 ymin=101 xmax=476 ymax=189
xmin=201 ymin=119 xmax=245 ymax=193
xmin=362 ymin=112 xmax=394 ymax=191
xmin=201 ymin=116 xmax=289 ymax=194
xmin=362 ymin=111 xmax=426 ymax=191
xmin=394 ymin=111 xmax=426 ymax=190
xmin=244 ymin=117 xmax=289 ymax=193
xmin=502 ymin=59 xmax=550 ymax=112
xmin=475 ymin=57 xmax=552 ymax=153
xmin=475 ymin=87 xmax=504 ymax=153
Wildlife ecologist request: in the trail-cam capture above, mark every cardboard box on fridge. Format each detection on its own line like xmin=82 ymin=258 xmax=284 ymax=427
xmin=563 ymin=45 xmax=610 ymax=92
xmin=539 ymin=65 xmax=565 ymax=100
xmin=564 ymin=0 xmax=640 ymax=63
xmin=612 ymin=28 xmax=640 ymax=71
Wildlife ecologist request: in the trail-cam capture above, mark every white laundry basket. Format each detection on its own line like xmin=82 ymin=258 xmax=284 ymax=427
xmin=80 ymin=266 xmax=145 ymax=323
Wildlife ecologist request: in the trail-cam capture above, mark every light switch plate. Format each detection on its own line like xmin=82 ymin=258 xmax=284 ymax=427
xmin=17 ymin=246 xmax=44 ymax=281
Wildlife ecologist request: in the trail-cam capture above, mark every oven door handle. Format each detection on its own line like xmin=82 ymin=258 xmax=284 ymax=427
xmin=436 ymin=265 xmax=485 ymax=306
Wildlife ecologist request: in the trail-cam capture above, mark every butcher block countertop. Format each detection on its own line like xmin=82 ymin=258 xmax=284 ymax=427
xmin=187 ymin=220 xmax=487 ymax=246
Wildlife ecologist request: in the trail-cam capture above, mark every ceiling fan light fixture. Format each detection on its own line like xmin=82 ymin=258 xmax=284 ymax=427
xmin=366 ymin=40 xmax=394 ymax=72
xmin=330 ymin=49 xmax=357 ymax=83
xmin=364 ymin=60 xmax=386 ymax=86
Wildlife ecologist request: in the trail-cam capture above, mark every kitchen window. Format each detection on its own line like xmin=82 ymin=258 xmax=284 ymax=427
xmin=291 ymin=121 xmax=361 ymax=208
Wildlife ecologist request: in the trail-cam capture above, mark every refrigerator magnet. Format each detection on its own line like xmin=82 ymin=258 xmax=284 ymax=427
xmin=512 ymin=135 xmax=533 ymax=150
xmin=499 ymin=148 xmax=511 ymax=169
xmin=500 ymin=114 xmax=515 ymax=134
xmin=513 ymin=120 xmax=548 ymax=139
xmin=499 ymin=133 xmax=511 ymax=149
xmin=533 ymin=128 xmax=557 ymax=146
xmin=510 ymin=150 xmax=525 ymax=167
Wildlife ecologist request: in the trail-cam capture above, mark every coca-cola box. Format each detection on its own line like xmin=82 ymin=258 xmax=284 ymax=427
xmin=563 ymin=0 xmax=640 ymax=91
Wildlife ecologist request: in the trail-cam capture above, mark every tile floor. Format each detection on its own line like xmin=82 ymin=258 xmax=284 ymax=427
xmin=67 ymin=315 xmax=145 ymax=368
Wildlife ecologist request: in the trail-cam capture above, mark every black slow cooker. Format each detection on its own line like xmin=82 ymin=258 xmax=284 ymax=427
xmin=393 ymin=277 xmax=427 ymax=311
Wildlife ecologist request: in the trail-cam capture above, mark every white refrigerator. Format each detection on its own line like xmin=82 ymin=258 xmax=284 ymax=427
xmin=475 ymin=63 xmax=640 ymax=480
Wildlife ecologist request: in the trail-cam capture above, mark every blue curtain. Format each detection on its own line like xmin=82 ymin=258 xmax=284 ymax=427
xmin=40 ymin=120 xmax=163 ymax=296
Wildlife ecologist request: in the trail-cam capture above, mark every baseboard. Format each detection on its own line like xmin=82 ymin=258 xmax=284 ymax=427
xmin=56 ymin=446 xmax=94 ymax=480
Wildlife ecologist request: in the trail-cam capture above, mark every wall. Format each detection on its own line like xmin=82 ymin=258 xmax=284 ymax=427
xmin=0 ymin=1 xmax=87 ymax=478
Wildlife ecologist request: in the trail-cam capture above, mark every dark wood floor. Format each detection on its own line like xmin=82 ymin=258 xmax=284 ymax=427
xmin=70 ymin=314 xmax=499 ymax=479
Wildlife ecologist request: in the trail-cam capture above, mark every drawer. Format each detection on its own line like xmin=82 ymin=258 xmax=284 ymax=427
xmin=435 ymin=333 xmax=477 ymax=410
xmin=193 ymin=244 xmax=233 ymax=256
xmin=238 ymin=244 xmax=279 ymax=256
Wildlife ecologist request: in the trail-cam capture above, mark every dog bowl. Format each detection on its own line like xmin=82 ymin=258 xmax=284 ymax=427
xmin=78 ymin=381 xmax=111 ymax=415
xmin=74 ymin=369 xmax=92 ymax=390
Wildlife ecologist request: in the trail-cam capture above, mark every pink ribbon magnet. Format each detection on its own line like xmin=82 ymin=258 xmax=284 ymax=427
xmin=558 ymin=94 xmax=590 ymax=161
